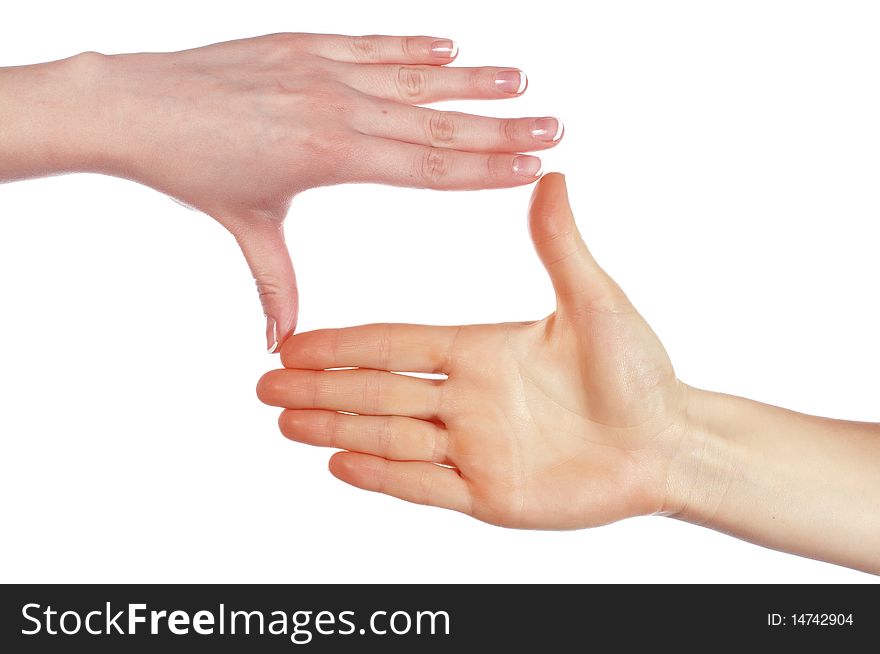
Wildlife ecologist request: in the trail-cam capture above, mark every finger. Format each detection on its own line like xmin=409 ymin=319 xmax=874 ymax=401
xmin=335 ymin=63 xmax=527 ymax=103
xmin=257 ymin=368 xmax=441 ymax=419
xmin=352 ymin=101 xmax=563 ymax=153
xmin=281 ymin=323 xmax=463 ymax=373
xmin=528 ymin=173 xmax=630 ymax=312
xmin=228 ymin=219 xmax=298 ymax=353
xmin=329 ymin=452 xmax=472 ymax=515
xmin=295 ymin=33 xmax=458 ymax=64
xmin=350 ymin=135 xmax=542 ymax=190
xmin=279 ymin=410 xmax=449 ymax=463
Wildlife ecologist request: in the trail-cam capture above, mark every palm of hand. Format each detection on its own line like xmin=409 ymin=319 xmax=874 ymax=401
xmin=441 ymin=302 xmax=681 ymax=528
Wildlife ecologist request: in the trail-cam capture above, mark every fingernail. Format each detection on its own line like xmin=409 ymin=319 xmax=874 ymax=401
xmin=531 ymin=117 xmax=564 ymax=142
xmin=266 ymin=316 xmax=279 ymax=354
xmin=495 ymin=69 xmax=527 ymax=95
xmin=430 ymin=39 xmax=458 ymax=58
xmin=513 ymin=155 xmax=543 ymax=177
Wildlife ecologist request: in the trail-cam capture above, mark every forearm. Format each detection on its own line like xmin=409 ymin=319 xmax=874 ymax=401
xmin=0 ymin=53 xmax=107 ymax=183
xmin=666 ymin=386 xmax=880 ymax=573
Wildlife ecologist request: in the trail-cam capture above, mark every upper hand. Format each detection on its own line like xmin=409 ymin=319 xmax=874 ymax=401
xmin=84 ymin=33 xmax=562 ymax=350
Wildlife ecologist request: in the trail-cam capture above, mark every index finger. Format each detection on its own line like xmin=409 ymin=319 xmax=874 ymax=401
xmin=296 ymin=33 xmax=458 ymax=64
xmin=281 ymin=324 xmax=463 ymax=373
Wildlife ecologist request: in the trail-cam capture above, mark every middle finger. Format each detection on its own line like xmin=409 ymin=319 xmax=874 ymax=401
xmin=257 ymin=368 xmax=442 ymax=420
xmin=333 ymin=62 xmax=528 ymax=104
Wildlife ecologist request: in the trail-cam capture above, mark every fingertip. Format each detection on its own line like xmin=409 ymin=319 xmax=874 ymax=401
xmin=279 ymin=328 xmax=329 ymax=368
xmin=328 ymin=451 xmax=348 ymax=477
xmin=328 ymin=451 xmax=376 ymax=487
xmin=430 ymin=38 xmax=458 ymax=62
xmin=332 ymin=451 xmax=389 ymax=488
xmin=266 ymin=316 xmax=280 ymax=354
xmin=512 ymin=155 xmax=543 ymax=179
xmin=257 ymin=284 xmax=295 ymax=354
xmin=256 ymin=369 xmax=282 ymax=405
xmin=280 ymin=296 xmax=299 ymax=350
xmin=531 ymin=117 xmax=565 ymax=144
xmin=529 ymin=171 xmax=568 ymax=210
xmin=540 ymin=171 xmax=568 ymax=190
xmin=278 ymin=331 xmax=301 ymax=367
xmin=495 ymin=69 xmax=528 ymax=96
xmin=277 ymin=408 xmax=298 ymax=438
xmin=528 ymin=171 xmax=575 ymax=244
xmin=256 ymin=295 xmax=296 ymax=354
xmin=268 ymin=317 xmax=296 ymax=355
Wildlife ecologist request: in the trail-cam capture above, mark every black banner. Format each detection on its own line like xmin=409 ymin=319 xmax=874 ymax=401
xmin=0 ymin=584 xmax=875 ymax=651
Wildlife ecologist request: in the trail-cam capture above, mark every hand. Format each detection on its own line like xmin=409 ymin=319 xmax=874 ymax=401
xmin=257 ymin=174 xmax=685 ymax=528
xmin=0 ymin=34 xmax=562 ymax=351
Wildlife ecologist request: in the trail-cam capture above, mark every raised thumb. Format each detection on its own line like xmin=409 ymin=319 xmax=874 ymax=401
xmin=232 ymin=220 xmax=298 ymax=353
xmin=528 ymin=173 xmax=627 ymax=313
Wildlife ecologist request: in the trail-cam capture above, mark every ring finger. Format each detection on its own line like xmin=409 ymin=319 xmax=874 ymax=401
xmin=352 ymin=101 xmax=563 ymax=153
xmin=279 ymin=410 xmax=450 ymax=463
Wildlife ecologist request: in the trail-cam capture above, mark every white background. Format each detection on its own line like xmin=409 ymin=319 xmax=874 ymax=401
xmin=1 ymin=0 xmax=878 ymax=583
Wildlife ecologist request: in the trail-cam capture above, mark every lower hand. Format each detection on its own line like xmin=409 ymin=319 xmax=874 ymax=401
xmin=258 ymin=174 xmax=685 ymax=528
xmin=258 ymin=174 xmax=880 ymax=574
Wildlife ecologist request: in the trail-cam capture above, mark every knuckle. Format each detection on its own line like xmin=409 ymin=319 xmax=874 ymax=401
xmin=418 ymin=468 xmax=436 ymax=505
xmin=375 ymin=458 xmax=390 ymax=494
xmin=428 ymin=425 xmax=445 ymax=463
xmin=396 ymin=65 xmax=427 ymax=100
xmin=350 ymin=35 xmax=379 ymax=60
xmin=301 ymin=84 xmax=355 ymax=115
xmin=265 ymin=32 xmax=304 ymax=59
xmin=377 ymin=416 xmax=395 ymax=458
xmin=377 ymin=324 xmax=392 ymax=369
xmin=485 ymin=153 xmax=509 ymax=180
xmin=255 ymin=277 xmax=284 ymax=300
xmin=467 ymin=67 xmax=486 ymax=91
xmin=427 ymin=111 xmax=456 ymax=145
xmin=300 ymin=126 xmax=357 ymax=171
xmin=418 ymin=148 xmax=449 ymax=187
xmin=329 ymin=329 xmax=342 ymax=363
xmin=402 ymin=37 xmax=421 ymax=59
xmin=321 ymin=131 xmax=355 ymax=161
xmin=500 ymin=118 xmax=520 ymax=145
xmin=328 ymin=412 xmax=345 ymax=449
xmin=362 ymin=370 xmax=384 ymax=414
xmin=432 ymin=379 xmax=446 ymax=418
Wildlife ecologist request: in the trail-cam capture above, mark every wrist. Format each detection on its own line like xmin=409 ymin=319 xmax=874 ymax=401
xmin=656 ymin=385 xmax=745 ymax=526
xmin=59 ymin=51 xmax=119 ymax=174
xmin=0 ymin=51 xmax=112 ymax=181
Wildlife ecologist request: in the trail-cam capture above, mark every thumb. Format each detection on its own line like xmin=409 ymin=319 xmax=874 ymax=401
xmin=232 ymin=220 xmax=298 ymax=353
xmin=528 ymin=173 xmax=628 ymax=313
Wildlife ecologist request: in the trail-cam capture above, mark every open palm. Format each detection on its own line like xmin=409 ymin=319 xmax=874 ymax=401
xmin=258 ymin=174 xmax=687 ymax=528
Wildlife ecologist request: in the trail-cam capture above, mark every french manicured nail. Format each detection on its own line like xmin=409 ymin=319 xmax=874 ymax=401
xmin=266 ymin=316 xmax=279 ymax=354
xmin=495 ymin=69 xmax=527 ymax=94
xmin=513 ymin=155 xmax=542 ymax=177
xmin=431 ymin=39 xmax=458 ymax=58
xmin=531 ymin=117 xmax=564 ymax=142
